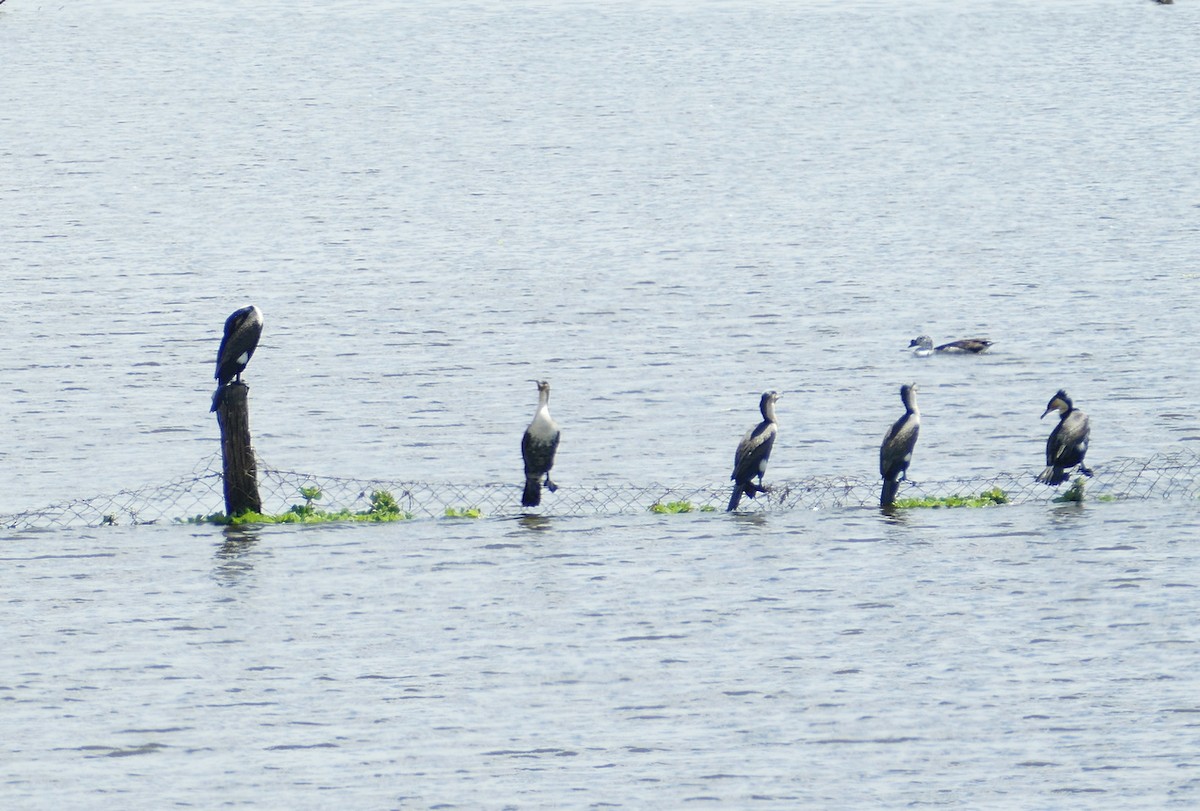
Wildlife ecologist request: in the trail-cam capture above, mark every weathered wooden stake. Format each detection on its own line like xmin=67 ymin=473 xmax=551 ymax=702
xmin=216 ymin=382 xmax=262 ymax=516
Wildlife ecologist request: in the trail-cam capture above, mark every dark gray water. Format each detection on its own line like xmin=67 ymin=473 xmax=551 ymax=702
xmin=3 ymin=0 xmax=1200 ymax=807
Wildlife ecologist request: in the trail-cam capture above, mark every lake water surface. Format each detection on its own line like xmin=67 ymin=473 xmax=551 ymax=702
xmin=3 ymin=0 xmax=1200 ymax=807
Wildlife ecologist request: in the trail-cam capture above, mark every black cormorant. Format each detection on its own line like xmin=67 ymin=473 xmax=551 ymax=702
xmin=727 ymin=391 xmax=780 ymax=512
xmin=1037 ymin=389 xmax=1092 ymax=486
xmin=211 ymin=304 xmax=263 ymax=412
xmin=909 ymin=335 xmax=993 ymax=357
xmin=880 ymin=383 xmax=921 ymax=508
xmin=521 ymin=380 xmax=560 ymax=507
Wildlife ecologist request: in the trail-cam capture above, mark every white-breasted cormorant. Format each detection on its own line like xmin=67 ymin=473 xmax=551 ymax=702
xmin=521 ymin=380 xmax=560 ymax=507
xmin=909 ymin=335 xmax=993 ymax=357
xmin=1037 ymin=389 xmax=1092 ymax=486
xmin=727 ymin=391 xmax=780 ymax=512
xmin=880 ymin=383 xmax=921 ymax=508
xmin=211 ymin=304 xmax=264 ymax=412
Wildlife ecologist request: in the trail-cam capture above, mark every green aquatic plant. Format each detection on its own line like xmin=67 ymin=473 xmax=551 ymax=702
xmin=649 ymin=500 xmax=694 ymax=514
xmin=276 ymin=485 xmax=325 ymax=519
xmin=1054 ymin=478 xmax=1116 ymax=504
xmin=183 ymin=487 xmax=412 ymax=525
xmin=444 ymin=506 xmax=483 ymax=519
xmin=649 ymin=500 xmax=716 ymax=514
xmin=891 ymin=487 xmax=1010 ymax=509
xmin=367 ymin=489 xmax=402 ymax=518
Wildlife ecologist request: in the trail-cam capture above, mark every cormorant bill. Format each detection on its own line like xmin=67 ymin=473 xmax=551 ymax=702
xmin=1036 ymin=389 xmax=1093 ymax=486
xmin=909 ymin=335 xmax=994 ymax=356
xmin=880 ymin=383 xmax=921 ymax=508
xmin=211 ymin=304 xmax=264 ymax=412
xmin=521 ymin=380 xmax=561 ymax=507
xmin=727 ymin=391 xmax=780 ymax=512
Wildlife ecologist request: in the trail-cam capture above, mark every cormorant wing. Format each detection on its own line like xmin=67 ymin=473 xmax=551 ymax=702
xmin=880 ymin=416 xmax=919 ymax=478
xmin=215 ymin=306 xmax=263 ymax=382
xmin=732 ymin=422 xmax=776 ymax=482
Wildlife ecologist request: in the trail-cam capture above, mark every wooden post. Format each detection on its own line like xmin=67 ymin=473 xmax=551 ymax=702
xmin=216 ymin=382 xmax=262 ymax=516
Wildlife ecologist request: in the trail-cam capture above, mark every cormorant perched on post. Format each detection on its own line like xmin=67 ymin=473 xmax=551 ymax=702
xmin=879 ymin=383 xmax=921 ymax=508
xmin=1037 ymin=389 xmax=1092 ymax=486
xmin=521 ymin=380 xmax=560 ymax=507
xmin=909 ymin=335 xmax=993 ymax=357
xmin=211 ymin=305 xmax=264 ymax=412
xmin=727 ymin=391 xmax=780 ymax=512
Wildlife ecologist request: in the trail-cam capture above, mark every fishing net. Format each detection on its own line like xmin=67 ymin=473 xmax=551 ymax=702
xmin=3 ymin=450 xmax=1198 ymax=530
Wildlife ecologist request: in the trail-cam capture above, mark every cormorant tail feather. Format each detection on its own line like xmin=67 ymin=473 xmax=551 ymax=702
xmin=880 ymin=477 xmax=900 ymax=508
xmin=728 ymin=482 xmax=764 ymax=512
xmin=1037 ymin=466 xmax=1067 ymax=486
xmin=522 ymin=477 xmax=542 ymax=507
xmin=727 ymin=485 xmax=743 ymax=512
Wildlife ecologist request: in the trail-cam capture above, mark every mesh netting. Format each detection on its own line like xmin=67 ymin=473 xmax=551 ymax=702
xmin=3 ymin=450 xmax=1199 ymax=531
xmin=1 ymin=456 xmax=227 ymax=531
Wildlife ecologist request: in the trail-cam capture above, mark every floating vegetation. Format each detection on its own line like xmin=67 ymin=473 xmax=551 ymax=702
xmin=184 ymin=487 xmax=412 ymax=525
xmin=366 ymin=489 xmax=405 ymax=517
xmin=13 ymin=450 xmax=1190 ymax=532
xmin=1054 ymin=478 xmax=1085 ymax=503
xmin=1052 ymin=478 xmax=1113 ymax=503
xmin=648 ymin=500 xmax=716 ymax=514
xmin=891 ymin=487 xmax=1010 ymax=509
xmin=444 ymin=506 xmax=483 ymax=519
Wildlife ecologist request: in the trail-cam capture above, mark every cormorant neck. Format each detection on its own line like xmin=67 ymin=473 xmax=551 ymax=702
xmin=761 ymin=398 xmax=777 ymax=424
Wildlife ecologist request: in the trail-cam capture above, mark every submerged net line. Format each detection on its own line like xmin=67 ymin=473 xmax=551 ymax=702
xmin=3 ymin=450 xmax=1200 ymax=531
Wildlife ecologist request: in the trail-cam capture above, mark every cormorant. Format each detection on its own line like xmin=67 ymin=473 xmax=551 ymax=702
xmin=521 ymin=380 xmax=560 ymax=507
xmin=211 ymin=304 xmax=263 ymax=412
xmin=1037 ymin=389 xmax=1092 ymax=485
xmin=909 ymin=335 xmax=994 ymax=357
xmin=880 ymin=383 xmax=921 ymax=508
xmin=727 ymin=391 xmax=780 ymax=512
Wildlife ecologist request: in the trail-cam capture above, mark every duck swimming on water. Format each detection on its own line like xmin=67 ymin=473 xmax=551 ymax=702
xmin=879 ymin=383 xmax=920 ymax=508
xmin=727 ymin=391 xmax=779 ymax=512
xmin=909 ymin=335 xmax=994 ymax=357
xmin=1037 ymin=389 xmax=1092 ymax=486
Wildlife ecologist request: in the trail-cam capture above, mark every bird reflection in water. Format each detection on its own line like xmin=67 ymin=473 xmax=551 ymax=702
xmin=516 ymin=514 xmax=554 ymax=532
